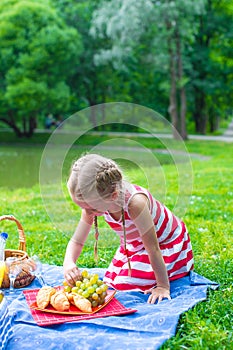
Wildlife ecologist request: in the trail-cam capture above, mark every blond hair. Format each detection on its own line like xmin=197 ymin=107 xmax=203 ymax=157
xmin=68 ymin=153 xmax=123 ymax=204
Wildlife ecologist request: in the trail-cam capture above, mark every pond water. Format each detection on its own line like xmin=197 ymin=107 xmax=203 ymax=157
xmin=0 ymin=145 xmax=82 ymax=189
xmin=0 ymin=145 xmax=44 ymax=188
xmin=0 ymin=144 xmax=178 ymax=189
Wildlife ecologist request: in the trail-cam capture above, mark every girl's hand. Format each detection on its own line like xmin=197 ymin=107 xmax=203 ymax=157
xmin=64 ymin=264 xmax=82 ymax=287
xmin=144 ymin=286 xmax=171 ymax=304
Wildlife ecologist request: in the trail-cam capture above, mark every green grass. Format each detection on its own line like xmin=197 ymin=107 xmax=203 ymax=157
xmin=0 ymin=136 xmax=232 ymax=349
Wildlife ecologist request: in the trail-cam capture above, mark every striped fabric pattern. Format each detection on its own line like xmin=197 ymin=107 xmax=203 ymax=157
xmin=103 ymin=185 xmax=194 ymax=291
xmin=0 ymin=297 xmax=13 ymax=350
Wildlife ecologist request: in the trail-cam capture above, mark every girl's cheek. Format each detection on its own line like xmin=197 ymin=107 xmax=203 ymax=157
xmin=86 ymin=209 xmax=95 ymax=215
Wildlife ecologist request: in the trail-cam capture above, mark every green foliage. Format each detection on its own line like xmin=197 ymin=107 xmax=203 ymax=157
xmin=187 ymin=0 xmax=233 ymax=133
xmin=0 ymin=0 xmax=232 ymax=138
xmin=53 ymin=0 xmax=134 ymax=114
xmin=0 ymin=0 xmax=82 ymax=136
xmin=90 ymin=0 xmax=232 ymax=134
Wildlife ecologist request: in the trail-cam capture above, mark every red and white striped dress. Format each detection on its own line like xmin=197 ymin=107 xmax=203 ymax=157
xmin=103 ymin=184 xmax=194 ymax=291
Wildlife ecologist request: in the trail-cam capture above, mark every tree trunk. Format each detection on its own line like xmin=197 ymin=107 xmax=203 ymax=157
xmin=23 ymin=117 xmax=27 ymax=135
xmin=0 ymin=112 xmax=22 ymax=137
xmin=89 ymin=100 xmax=97 ymax=128
xmin=101 ymin=100 xmax=106 ymax=126
xmin=193 ymin=89 xmax=207 ymax=134
xmin=0 ymin=113 xmax=37 ymax=138
xmin=191 ymin=10 xmax=213 ymax=135
xmin=167 ymin=39 xmax=179 ymax=139
xmin=180 ymin=88 xmax=187 ymax=139
xmin=28 ymin=116 xmax=37 ymax=137
xmin=208 ymin=104 xmax=218 ymax=132
xmin=21 ymin=116 xmax=37 ymax=137
xmin=176 ymin=28 xmax=187 ymax=140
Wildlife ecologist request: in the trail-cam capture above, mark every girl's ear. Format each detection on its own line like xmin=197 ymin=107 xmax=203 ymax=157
xmin=111 ymin=191 xmax=118 ymax=201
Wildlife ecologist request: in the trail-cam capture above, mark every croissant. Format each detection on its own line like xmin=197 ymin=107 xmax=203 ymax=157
xmin=50 ymin=291 xmax=70 ymax=311
xmin=66 ymin=292 xmax=75 ymax=304
xmin=72 ymin=294 xmax=92 ymax=313
xmin=36 ymin=286 xmax=56 ymax=309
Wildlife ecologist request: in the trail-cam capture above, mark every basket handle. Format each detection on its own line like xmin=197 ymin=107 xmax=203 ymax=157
xmin=0 ymin=215 xmax=26 ymax=251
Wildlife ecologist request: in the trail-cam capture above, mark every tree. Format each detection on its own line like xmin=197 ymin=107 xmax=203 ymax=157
xmin=188 ymin=0 xmax=233 ymax=133
xmin=90 ymin=0 xmax=206 ymax=139
xmin=0 ymin=0 xmax=83 ymax=137
xmin=52 ymin=0 xmax=170 ymax=131
xmin=53 ymin=0 xmax=135 ymax=129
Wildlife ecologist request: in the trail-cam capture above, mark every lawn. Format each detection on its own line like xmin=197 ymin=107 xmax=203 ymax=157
xmin=0 ymin=135 xmax=232 ymax=349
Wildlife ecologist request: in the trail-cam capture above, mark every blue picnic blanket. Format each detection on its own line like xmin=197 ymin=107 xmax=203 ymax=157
xmin=5 ymin=265 xmax=218 ymax=350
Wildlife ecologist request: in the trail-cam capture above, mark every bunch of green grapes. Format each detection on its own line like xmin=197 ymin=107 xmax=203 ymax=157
xmin=63 ymin=270 xmax=109 ymax=308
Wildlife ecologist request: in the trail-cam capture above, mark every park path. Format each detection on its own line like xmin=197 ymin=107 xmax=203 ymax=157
xmin=1 ymin=119 xmax=233 ymax=142
xmin=186 ymin=118 xmax=233 ymax=143
xmin=223 ymin=118 xmax=233 ymax=138
xmin=86 ymin=119 xmax=233 ymax=143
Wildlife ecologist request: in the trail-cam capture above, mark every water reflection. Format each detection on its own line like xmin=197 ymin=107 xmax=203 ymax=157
xmin=0 ymin=144 xmax=175 ymax=189
xmin=0 ymin=146 xmax=43 ymax=189
xmin=0 ymin=145 xmax=82 ymax=189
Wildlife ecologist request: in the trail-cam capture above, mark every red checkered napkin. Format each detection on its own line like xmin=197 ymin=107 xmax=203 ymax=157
xmin=23 ymin=289 xmax=137 ymax=327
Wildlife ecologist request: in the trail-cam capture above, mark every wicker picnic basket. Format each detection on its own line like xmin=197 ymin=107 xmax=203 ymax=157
xmin=0 ymin=215 xmax=35 ymax=289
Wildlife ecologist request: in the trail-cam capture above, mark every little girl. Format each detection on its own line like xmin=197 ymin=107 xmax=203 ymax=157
xmin=63 ymin=153 xmax=194 ymax=303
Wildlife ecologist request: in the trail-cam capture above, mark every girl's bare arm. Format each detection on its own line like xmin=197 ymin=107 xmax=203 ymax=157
xmin=63 ymin=210 xmax=94 ymax=286
xmin=128 ymin=193 xmax=171 ymax=303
